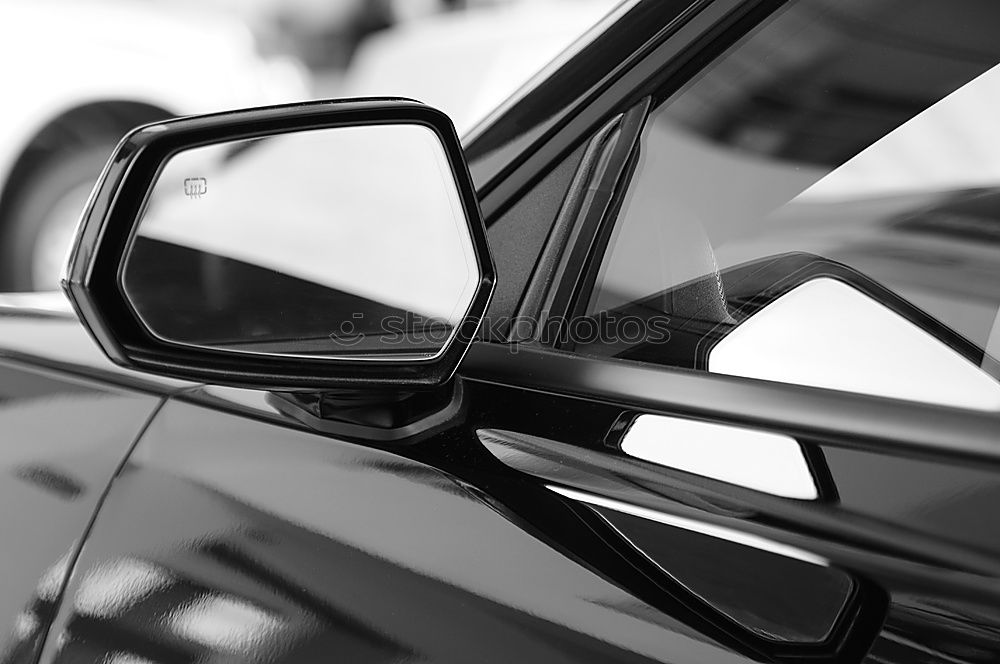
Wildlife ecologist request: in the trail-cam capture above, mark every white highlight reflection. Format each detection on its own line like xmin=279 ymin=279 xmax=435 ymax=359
xmin=167 ymin=595 xmax=284 ymax=653
xmin=75 ymin=558 xmax=172 ymax=619
xmin=621 ymin=415 xmax=818 ymax=500
xmin=548 ymin=485 xmax=828 ymax=567
xmin=710 ymin=278 xmax=1000 ymax=411
xmin=101 ymin=652 xmax=157 ymax=664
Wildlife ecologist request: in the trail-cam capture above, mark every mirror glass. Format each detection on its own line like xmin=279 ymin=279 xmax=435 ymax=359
xmin=122 ymin=124 xmax=479 ymax=360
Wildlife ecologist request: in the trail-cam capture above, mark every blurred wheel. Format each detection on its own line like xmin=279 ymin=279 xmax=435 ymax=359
xmin=1 ymin=142 xmax=114 ymax=291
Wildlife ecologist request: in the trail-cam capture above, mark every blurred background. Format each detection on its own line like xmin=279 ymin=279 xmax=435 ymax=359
xmin=0 ymin=0 xmax=620 ymax=292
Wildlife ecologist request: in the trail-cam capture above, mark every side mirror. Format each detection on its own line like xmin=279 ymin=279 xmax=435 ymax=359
xmin=62 ymin=99 xmax=494 ymax=390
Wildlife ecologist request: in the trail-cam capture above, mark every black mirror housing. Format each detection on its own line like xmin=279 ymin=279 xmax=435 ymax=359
xmin=62 ymin=98 xmax=495 ymax=390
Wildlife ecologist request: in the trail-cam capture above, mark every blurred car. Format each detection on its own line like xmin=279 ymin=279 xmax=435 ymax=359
xmin=343 ymin=0 xmax=620 ymax=134
xmin=0 ymin=0 xmax=309 ymax=291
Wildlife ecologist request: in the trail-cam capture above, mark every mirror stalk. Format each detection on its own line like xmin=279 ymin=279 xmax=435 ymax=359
xmin=267 ymin=380 xmax=465 ymax=442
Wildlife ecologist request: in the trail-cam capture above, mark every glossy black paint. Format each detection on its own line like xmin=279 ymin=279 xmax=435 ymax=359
xmin=0 ymin=302 xmax=192 ymax=394
xmin=36 ymin=399 xmax=752 ymax=664
xmin=0 ymin=0 xmax=998 ymax=663
xmin=0 ymin=304 xmax=997 ymax=662
xmin=13 ymin=347 xmax=997 ymax=663
xmin=63 ymin=99 xmax=495 ymax=391
xmin=0 ymin=359 xmax=163 ymax=664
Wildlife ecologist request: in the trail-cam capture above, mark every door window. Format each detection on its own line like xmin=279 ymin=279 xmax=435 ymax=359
xmin=574 ymin=0 xmax=1000 ymax=409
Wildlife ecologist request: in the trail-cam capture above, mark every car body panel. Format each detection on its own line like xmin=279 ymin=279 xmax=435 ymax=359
xmin=0 ymin=297 xmax=193 ymax=393
xmin=36 ymin=397 xmax=747 ymax=664
xmin=21 ymin=346 xmax=1000 ymax=663
xmin=0 ymin=360 xmax=162 ymax=663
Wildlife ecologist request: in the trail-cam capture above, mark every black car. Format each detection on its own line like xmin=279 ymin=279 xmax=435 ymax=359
xmin=3 ymin=1 xmax=1000 ymax=663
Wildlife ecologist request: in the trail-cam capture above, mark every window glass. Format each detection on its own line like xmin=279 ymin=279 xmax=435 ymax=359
xmin=578 ymin=0 xmax=1000 ymax=409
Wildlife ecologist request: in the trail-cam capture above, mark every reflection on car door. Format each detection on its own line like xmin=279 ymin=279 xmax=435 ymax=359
xmin=0 ymin=363 xmax=161 ymax=663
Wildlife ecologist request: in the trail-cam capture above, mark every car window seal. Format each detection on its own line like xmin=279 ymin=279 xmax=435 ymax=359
xmin=513 ymin=98 xmax=651 ymax=346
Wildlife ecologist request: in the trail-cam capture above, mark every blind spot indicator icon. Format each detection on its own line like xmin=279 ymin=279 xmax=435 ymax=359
xmin=184 ymin=177 xmax=207 ymax=199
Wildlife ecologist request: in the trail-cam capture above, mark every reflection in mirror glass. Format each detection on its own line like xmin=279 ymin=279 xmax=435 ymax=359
xmin=122 ymin=124 xmax=478 ymax=360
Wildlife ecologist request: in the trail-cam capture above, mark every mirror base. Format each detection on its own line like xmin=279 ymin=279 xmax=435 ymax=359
xmin=266 ymin=380 xmax=465 ymax=443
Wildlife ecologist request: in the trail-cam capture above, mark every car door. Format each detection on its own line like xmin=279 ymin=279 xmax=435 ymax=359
xmin=0 ymin=309 xmax=187 ymax=664
xmin=31 ymin=1 xmax=1000 ymax=663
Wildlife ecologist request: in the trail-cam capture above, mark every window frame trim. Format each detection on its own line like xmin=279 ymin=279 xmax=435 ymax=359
xmin=493 ymin=0 xmax=792 ymax=346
